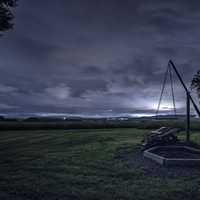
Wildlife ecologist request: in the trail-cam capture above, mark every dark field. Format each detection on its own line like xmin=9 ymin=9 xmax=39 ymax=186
xmin=1 ymin=126 xmax=200 ymax=199
xmin=0 ymin=118 xmax=200 ymax=130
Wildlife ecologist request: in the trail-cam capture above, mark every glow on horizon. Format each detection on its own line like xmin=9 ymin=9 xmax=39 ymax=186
xmin=150 ymin=100 xmax=183 ymax=112
xmin=129 ymin=113 xmax=154 ymax=117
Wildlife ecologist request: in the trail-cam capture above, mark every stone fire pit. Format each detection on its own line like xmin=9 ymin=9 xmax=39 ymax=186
xmin=143 ymin=145 xmax=200 ymax=166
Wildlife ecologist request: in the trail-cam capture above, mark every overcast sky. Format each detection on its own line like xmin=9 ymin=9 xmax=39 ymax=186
xmin=0 ymin=0 xmax=200 ymax=116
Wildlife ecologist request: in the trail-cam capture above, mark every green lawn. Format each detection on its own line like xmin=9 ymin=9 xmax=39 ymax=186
xmin=0 ymin=128 xmax=200 ymax=199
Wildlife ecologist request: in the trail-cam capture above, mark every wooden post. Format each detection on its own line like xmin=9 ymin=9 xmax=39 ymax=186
xmin=186 ymin=92 xmax=190 ymax=142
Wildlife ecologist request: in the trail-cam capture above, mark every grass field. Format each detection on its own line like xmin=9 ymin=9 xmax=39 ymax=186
xmin=1 ymin=128 xmax=200 ymax=199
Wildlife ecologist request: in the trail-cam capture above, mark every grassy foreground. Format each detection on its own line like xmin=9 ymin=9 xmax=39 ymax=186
xmin=0 ymin=128 xmax=200 ymax=199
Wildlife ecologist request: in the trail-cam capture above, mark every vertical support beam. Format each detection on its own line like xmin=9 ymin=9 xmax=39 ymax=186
xmin=186 ymin=92 xmax=190 ymax=142
xmin=169 ymin=60 xmax=200 ymax=117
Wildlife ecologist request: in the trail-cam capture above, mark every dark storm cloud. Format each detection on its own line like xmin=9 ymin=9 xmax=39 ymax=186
xmin=82 ymin=65 xmax=104 ymax=75
xmin=0 ymin=0 xmax=200 ymax=115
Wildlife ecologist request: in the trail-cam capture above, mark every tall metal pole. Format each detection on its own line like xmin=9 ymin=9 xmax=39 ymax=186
xmin=169 ymin=60 xmax=200 ymax=142
xmin=169 ymin=60 xmax=200 ymax=117
xmin=186 ymin=92 xmax=190 ymax=142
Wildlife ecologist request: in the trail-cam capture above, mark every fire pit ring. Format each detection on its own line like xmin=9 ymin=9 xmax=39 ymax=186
xmin=143 ymin=145 xmax=200 ymax=166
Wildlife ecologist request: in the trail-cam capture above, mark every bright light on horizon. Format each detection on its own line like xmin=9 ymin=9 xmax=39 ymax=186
xmin=150 ymin=100 xmax=184 ymax=112
xmin=152 ymin=102 xmax=174 ymax=111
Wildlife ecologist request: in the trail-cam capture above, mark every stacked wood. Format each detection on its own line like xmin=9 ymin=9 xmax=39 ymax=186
xmin=142 ymin=127 xmax=181 ymax=149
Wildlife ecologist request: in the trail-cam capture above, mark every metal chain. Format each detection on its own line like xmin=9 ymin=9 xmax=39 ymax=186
xmin=156 ymin=64 xmax=177 ymax=117
xmin=156 ymin=66 xmax=169 ymax=116
xmin=169 ymin=64 xmax=177 ymax=116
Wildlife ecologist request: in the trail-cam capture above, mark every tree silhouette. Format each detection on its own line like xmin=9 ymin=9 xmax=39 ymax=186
xmin=191 ymin=70 xmax=200 ymax=101
xmin=0 ymin=0 xmax=17 ymax=34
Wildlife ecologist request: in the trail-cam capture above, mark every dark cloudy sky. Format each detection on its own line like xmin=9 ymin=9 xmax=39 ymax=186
xmin=0 ymin=0 xmax=200 ymax=116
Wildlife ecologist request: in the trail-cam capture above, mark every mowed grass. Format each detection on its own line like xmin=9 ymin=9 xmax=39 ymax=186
xmin=0 ymin=128 xmax=200 ymax=199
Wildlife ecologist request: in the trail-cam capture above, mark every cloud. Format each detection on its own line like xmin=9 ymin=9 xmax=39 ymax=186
xmin=0 ymin=103 xmax=18 ymax=110
xmin=44 ymin=84 xmax=71 ymax=100
xmin=0 ymin=0 xmax=199 ymax=115
xmin=0 ymin=84 xmax=18 ymax=93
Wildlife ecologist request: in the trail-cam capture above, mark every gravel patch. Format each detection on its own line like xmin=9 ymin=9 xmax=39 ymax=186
xmin=115 ymin=145 xmax=200 ymax=179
